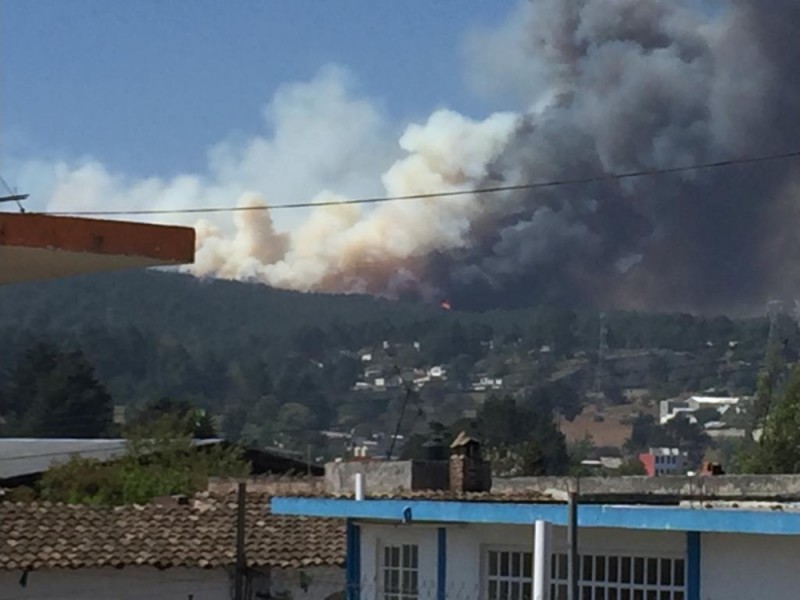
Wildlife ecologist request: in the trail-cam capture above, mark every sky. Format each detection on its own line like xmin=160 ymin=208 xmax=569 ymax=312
xmin=0 ymin=0 xmax=516 ymax=181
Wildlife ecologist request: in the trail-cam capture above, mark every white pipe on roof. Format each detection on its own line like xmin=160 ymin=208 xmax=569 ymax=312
xmin=354 ymin=472 xmax=364 ymax=501
xmin=533 ymin=520 xmax=551 ymax=600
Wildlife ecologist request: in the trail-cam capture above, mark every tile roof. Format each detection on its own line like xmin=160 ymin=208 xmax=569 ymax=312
xmin=0 ymin=493 xmax=344 ymax=571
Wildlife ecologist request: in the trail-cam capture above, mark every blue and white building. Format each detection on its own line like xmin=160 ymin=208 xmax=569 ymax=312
xmin=275 ymin=493 xmax=800 ymax=600
xmin=274 ymin=440 xmax=800 ymax=600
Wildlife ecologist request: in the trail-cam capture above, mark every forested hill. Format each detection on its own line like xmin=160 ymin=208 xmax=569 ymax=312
xmin=0 ymin=269 xmax=783 ymax=453
xmin=0 ymin=270 xmax=439 ymax=351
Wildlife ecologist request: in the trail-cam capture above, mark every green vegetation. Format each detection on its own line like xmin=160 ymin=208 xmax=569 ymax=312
xmin=38 ymin=416 xmax=247 ymax=505
xmin=742 ymin=362 xmax=800 ymax=474
xmin=0 ymin=344 xmax=113 ymax=438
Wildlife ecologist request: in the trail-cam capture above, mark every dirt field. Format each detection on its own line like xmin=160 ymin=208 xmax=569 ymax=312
xmin=559 ymin=401 xmax=656 ymax=449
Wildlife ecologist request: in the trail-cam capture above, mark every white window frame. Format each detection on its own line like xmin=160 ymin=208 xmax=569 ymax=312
xmin=549 ymin=550 xmax=687 ymax=600
xmin=379 ymin=541 xmax=420 ymax=600
xmin=481 ymin=545 xmax=535 ymax=600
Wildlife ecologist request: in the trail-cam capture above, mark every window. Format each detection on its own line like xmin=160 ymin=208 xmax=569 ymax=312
xmin=382 ymin=544 xmax=419 ymax=600
xmin=486 ymin=549 xmax=533 ymax=600
xmin=550 ymin=553 xmax=686 ymax=600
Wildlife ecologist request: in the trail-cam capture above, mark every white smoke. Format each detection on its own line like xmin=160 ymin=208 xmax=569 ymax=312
xmin=195 ymin=108 xmax=517 ymax=293
xmin=11 ymin=61 xmax=520 ymax=296
xmin=13 ymin=64 xmax=399 ymax=235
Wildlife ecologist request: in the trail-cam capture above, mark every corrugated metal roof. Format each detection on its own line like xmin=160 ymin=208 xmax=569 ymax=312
xmin=0 ymin=438 xmax=223 ymax=480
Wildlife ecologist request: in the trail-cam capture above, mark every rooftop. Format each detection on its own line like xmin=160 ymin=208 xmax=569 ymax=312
xmin=0 ymin=438 xmax=222 ymax=481
xmin=0 ymin=213 xmax=194 ymax=285
xmin=272 ymin=494 xmax=800 ymax=535
xmin=0 ymin=493 xmax=344 ymax=571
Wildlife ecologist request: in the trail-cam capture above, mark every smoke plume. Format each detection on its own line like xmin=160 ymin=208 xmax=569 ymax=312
xmin=23 ymin=1 xmax=800 ymax=313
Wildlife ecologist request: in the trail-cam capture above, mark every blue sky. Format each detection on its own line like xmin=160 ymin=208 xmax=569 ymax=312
xmin=1 ymin=0 xmax=516 ymax=179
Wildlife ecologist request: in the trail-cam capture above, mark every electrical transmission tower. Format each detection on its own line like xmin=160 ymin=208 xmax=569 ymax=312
xmin=594 ymin=312 xmax=609 ymax=392
xmin=767 ymin=300 xmax=784 ymax=349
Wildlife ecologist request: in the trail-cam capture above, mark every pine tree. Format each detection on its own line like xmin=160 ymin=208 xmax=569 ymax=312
xmin=748 ymin=365 xmax=800 ymax=473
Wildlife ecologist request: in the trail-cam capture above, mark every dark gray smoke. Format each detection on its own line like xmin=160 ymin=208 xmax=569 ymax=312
xmin=433 ymin=0 xmax=800 ymax=313
xmin=184 ymin=0 xmax=800 ymax=315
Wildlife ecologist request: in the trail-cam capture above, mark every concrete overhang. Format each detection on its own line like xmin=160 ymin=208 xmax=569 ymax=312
xmin=0 ymin=212 xmax=195 ymax=284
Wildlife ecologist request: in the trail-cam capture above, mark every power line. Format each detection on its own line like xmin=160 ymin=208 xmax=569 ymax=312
xmin=41 ymin=149 xmax=800 ymax=217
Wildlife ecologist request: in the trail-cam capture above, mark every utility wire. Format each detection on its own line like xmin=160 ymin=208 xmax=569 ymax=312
xmin=41 ymin=149 xmax=800 ymax=217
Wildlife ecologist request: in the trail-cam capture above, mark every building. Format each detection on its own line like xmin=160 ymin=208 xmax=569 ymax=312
xmin=659 ymin=395 xmax=743 ymax=425
xmin=471 ymin=375 xmax=504 ymax=391
xmin=638 ymin=447 xmax=688 ymax=477
xmin=274 ymin=442 xmax=800 ymax=600
xmin=0 ymin=492 xmax=344 ymax=600
xmin=0 ymin=212 xmax=195 ymax=285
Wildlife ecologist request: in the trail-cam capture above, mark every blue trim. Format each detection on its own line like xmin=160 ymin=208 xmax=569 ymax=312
xmin=345 ymin=519 xmax=361 ymax=600
xmin=686 ymin=532 xmax=700 ymax=600
xmin=272 ymin=498 xmax=800 ymax=535
xmin=437 ymin=528 xmax=447 ymax=600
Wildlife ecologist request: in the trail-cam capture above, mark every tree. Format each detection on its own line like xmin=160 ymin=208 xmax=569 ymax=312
xmin=478 ymin=395 xmax=569 ymax=476
xmin=130 ymin=397 xmax=217 ymax=438
xmin=617 ymin=459 xmax=647 ymax=475
xmin=39 ymin=415 xmax=247 ymax=505
xmin=692 ymin=406 xmax=721 ymax=427
xmin=746 ymin=366 xmax=800 ymax=473
xmin=625 ymin=414 xmax=657 ymax=453
xmin=750 ymin=348 xmax=785 ymax=434
xmin=524 ymin=382 xmax=584 ymax=422
xmin=327 ymin=354 xmax=362 ymax=393
xmin=448 ymin=354 xmax=476 ymax=388
xmin=2 ymin=344 xmax=113 ymax=438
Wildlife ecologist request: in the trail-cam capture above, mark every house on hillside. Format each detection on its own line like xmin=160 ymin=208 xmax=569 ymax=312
xmin=471 ymin=375 xmax=503 ymax=391
xmin=659 ymin=395 xmax=743 ymax=425
xmin=276 ymin=438 xmax=800 ymax=600
xmin=639 ymin=447 xmax=688 ymax=477
xmin=0 ymin=493 xmax=344 ymax=600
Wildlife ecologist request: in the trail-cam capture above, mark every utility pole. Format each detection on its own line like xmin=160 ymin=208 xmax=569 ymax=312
xmin=234 ymin=481 xmax=247 ymax=600
xmin=567 ymin=481 xmax=579 ymax=600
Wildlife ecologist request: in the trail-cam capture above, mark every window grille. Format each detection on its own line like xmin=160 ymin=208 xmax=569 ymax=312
xmin=549 ymin=553 xmax=686 ymax=600
xmin=382 ymin=544 xmax=419 ymax=600
xmin=485 ymin=550 xmax=533 ymax=600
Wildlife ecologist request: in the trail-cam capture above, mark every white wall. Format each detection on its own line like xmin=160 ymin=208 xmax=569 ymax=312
xmin=270 ymin=566 xmax=344 ymax=600
xmin=0 ymin=566 xmax=342 ymax=600
xmin=0 ymin=567 xmax=228 ymax=600
xmin=702 ymin=533 xmax=800 ymax=600
xmin=359 ymin=522 xmax=685 ymax=599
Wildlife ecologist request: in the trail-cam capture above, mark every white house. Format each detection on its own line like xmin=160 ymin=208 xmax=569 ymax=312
xmin=659 ymin=396 xmax=743 ymax=425
xmin=429 ymin=366 xmax=447 ymax=379
xmin=0 ymin=492 xmax=344 ymax=600
xmin=276 ymin=446 xmax=800 ymax=600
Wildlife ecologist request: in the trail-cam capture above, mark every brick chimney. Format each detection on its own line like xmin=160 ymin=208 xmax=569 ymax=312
xmin=449 ymin=431 xmax=491 ymax=493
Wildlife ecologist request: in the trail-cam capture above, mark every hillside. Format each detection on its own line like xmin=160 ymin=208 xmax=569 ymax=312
xmin=0 ymin=269 xmax=784 ymax=460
